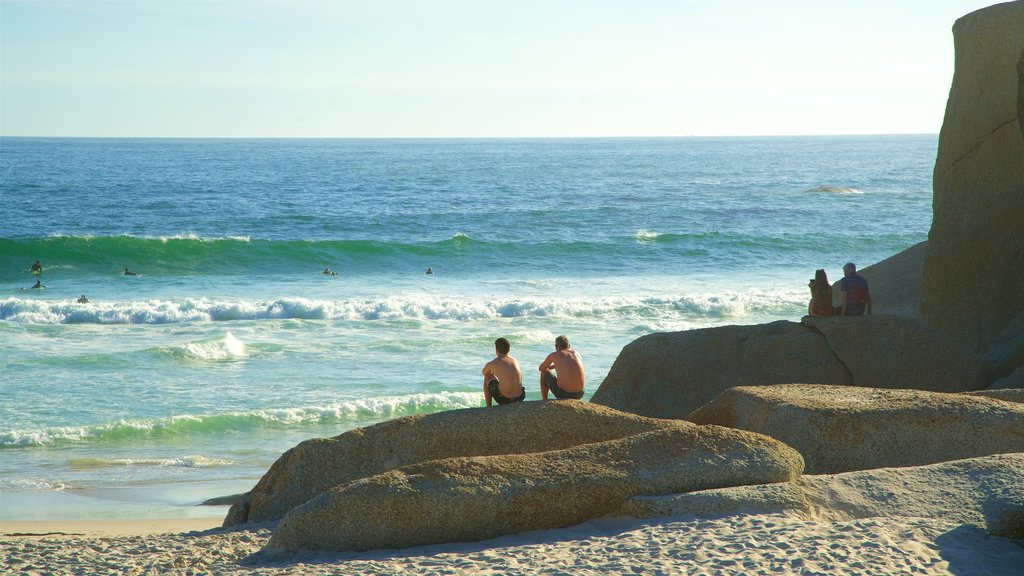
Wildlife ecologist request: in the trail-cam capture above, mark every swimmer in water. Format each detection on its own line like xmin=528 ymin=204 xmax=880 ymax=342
xmin=426 ymin=267 xmax=433 ymax=275
xmin=77 ymin=295 xmax=89 ymax=303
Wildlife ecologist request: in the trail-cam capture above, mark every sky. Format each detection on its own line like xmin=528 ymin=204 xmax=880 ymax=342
xmin=0 ymin=0 xmax=1004 ymax=138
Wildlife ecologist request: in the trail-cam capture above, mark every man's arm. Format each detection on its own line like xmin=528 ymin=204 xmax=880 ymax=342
xmin=538 ymin=353 xmax=554 ymax=373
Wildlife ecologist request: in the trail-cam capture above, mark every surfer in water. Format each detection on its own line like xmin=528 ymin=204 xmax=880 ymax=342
xmin=77 ymin=295 xmax=89 ymax=303
xmin=30 ymin=260 xmax=42 ymax=275
xmin=123 ymin=267 xmax=137 ymax=276
xmin=322 ymin=268 xmax=338 ymax=276
xmin=30 ymin=280 xmax=44 ymax=289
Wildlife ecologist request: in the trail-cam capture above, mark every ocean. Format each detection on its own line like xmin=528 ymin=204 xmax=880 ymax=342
xmin=0 ymin=136 xmax=935 ymax=521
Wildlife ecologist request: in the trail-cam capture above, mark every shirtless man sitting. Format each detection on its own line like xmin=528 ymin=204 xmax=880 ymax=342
xmin=482 ymin=337 xmax=525 ymax=406
xmin=538 ymin=335 xmax=585 ymax=400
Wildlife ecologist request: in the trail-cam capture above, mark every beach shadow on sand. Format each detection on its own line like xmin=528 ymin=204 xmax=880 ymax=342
xmin=935 ymin=524 xmax=1024 ymax=576
xmin=236 ymin=514 xmax=660 ymax=569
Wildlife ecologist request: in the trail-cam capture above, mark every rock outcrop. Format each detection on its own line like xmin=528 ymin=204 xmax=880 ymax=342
xmin=984 ymin=311 xmax=1024 ymax=386
xmin=227 ymin=401 xmax=711 ymax=526
xmin=261 ymin=424 xmax=804 ymax=554
xmin=622 ymin=453 xmax=1024 ymax=539
xmin=838 ymin=241 xmax=927 ymax=320
xmin=920 ymin=1 xmax=1024 ymax=353
xmin=800 ymin=315 xmax=988 ymax=391
xmin=591 ymin=316 xmax=987 ymax=420
xmin=686 ymin=384 xmax=1024 ymax=474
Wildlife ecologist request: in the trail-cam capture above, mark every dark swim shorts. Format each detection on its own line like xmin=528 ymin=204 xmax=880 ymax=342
xmin=542 ymin=371 xmax=584 ymax=400
xmin=488 ymin=379 xmax=525 ymax=405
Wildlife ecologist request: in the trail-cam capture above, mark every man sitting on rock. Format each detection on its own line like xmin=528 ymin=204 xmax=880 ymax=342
xmin=539 ymin=335 xmax=586 ymax=400
xmin=482 ymin=337 xmax=525 ymax=406
xmin=838 ymin=262 xmax=873 ymax=317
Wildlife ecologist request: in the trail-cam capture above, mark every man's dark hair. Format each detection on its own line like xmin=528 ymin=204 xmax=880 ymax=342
xmin=555 ymin=335 xmax=569 ymax=350
xmin=495 ymin=337 xmax=511 ymax=354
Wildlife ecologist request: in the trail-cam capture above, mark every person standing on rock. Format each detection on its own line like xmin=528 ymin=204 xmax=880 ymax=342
xmin=838 ymin=262 xmax=872 ymax=317
xmin=483 ymin=337 xmax=525 ymax=406
xmin=539 ymin=335 xmax=585 ymax=400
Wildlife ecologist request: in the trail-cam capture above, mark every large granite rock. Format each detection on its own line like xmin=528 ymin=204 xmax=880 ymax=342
xmin=801 ymin=315 xmax=988 ymax=391
xmin=984 ymin=311 xmax=1024 ymax=384
xmin=623 ymin=453 xmax=1024 ymax=539
xmin=920 ymin=1 xmax=1024 ymax=353
xmin=838 ymin=241 xmax=927 ymax=320
xmin=260 ymin=424 xmax=804 ymax=554
xmin=591 ymin=316 xmax=987 ymax=420
xmin=991 ymin=365 xmax=1024 ymax=390
xmin=226 ymin=401 xmax=697 ymax=526
xmin=687 ymin=384 xmax=1024 ymax=474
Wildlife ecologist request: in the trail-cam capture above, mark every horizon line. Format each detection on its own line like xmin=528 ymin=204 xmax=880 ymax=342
xmin=0 ymin=132 xmax=939 ymax=141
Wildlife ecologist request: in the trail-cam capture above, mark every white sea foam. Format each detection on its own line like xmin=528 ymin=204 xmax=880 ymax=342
xmin=0 ymin=290 xmax=805 ymax=325
xmin=0 ymin=392 xmax=482 ymax=447
xmin=0 ymin=478 xmax=75 ymax=491
xmin=635 ymin=229 xmax=659 ymax=241
xmin=177 ymin=332 xmax=247 ymax=361
xmin=66 ymin=456 xmax=234 ymax=469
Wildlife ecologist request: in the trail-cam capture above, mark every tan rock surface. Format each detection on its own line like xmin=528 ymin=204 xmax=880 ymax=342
xmin=838 ymin=241 xmax=927 ymax=320
xmin=227 ymin=401 xmax=691 ymax=526
xmin=623 ymin=453 xmax=1024 ymax=539
xmin=262 ymin=424 xmax=804 ymax=554
xmin=591 ymin=316 xmax=986 ymax=420
xmin=801 ymin=315 xmax=988 ymax=392
xmin=687 ymin=384 xmax=1024 ymax=473
xmin=921 ymin=1 xmax=1024 ymax=352
xmin=590 ymin=321 xmax=851 ymax=419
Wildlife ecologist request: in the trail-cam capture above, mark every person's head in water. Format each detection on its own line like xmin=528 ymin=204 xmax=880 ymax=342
xmin=555 ymin=335 xmax=569 ymax=350
xmin=495 ymin=337 xmax=510 ymax=355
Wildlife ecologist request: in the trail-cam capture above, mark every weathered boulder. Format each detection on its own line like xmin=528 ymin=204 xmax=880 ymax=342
xmin=991 ymin=365 xmax=1024 ymax=390
xmin=622 ymin=453 xmax=1024 ymax=539
xmin=590 ymin=321 xmax=851 ymax=420
xmin=920 ymin=1 xmax=1024 ymax=353
xmin=687 ymin=384 xmax=1024 ymax=474
xmin=838 ymin=241 xmax=927 ymax=320
xmin=227 ymin=401 xmax=695 ymax=526
xmin=801 ymin=315 xmax=989 ymax=391
xmin=591 ymin=316 xmax=987 ymax=420
xmin=966 ymin=387 xmax=1024 ymax=403
xmin=261 ymin=424 xmax=804 ymax=554
xmin=984 ymin=311 xmax=1024 ymax=383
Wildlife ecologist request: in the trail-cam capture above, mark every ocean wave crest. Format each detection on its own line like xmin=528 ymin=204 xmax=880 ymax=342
xmin=805 ymin=185 xmax=863 ymax=195
xmin=0 ymin=392 xmax=482 ymax=448
xmin=0 ymin=290 xmax=804 ymax=325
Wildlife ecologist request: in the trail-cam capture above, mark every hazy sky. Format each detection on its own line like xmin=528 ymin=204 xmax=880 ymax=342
xmin=0 ymin=0 xmax=1001 ymax=138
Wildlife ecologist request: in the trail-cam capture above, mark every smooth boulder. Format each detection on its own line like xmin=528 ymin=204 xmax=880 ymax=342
xmin=227 ymin=401 xmax=695 ymax=525
xmin=801 ymin=314 xmax=988 ymax=391
xmin=590 ymin=321 xmax=851 ymax=419
xmin=261 ymin=424 xmax=804 ymax=554
xmin=687 ymin=384 xmax=1024 ymax=473
xmin=623 ymin=453 xmax=1024 ymax=539
xmin=920 ymin=1 xmax=1024 ymax=353
xmin=591 ymin=316 xmax=987 ymax=420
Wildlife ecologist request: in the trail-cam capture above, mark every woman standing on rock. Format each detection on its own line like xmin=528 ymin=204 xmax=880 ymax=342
xmin=808 ymin=268 xmax=836 ymax=317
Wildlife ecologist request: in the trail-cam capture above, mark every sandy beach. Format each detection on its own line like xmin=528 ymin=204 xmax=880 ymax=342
xmin=4 ymin=511 xmax=1024 ymax=575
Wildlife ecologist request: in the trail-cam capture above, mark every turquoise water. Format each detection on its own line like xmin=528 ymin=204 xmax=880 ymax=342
xmin=0 ymin=136 xmax=935 ymax=520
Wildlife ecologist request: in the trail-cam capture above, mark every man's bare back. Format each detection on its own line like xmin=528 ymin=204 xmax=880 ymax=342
xmin=538 ymin=335 xmax=585 ymax=400
xmin=483 ymin=338 xmax=524 ymax=406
